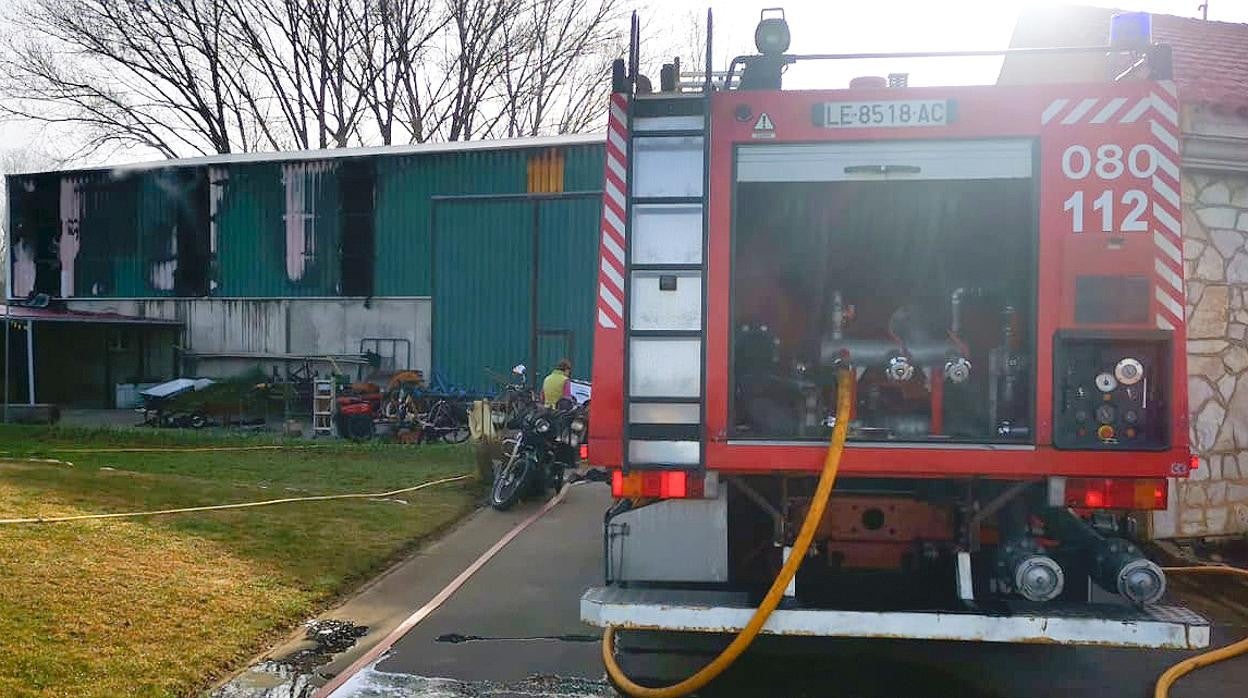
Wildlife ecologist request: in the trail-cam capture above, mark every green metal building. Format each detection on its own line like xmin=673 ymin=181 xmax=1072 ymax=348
xmin=5 ymin=135 xmax=606 ymax=406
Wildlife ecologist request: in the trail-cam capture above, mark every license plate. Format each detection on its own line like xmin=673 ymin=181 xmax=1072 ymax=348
xmin=816 ymin=100 xmax=951 ymax=128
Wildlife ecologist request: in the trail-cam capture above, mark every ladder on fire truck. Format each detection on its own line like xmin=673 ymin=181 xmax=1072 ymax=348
xmin=581 ymin=10 xmax=713 ymax=471
xmin=602 ymin=37 xmax=712 ymax=473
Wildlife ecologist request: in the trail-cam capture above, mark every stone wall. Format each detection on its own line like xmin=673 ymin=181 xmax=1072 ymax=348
xmin=1170 ymin=171 xmax=1248 ymax=537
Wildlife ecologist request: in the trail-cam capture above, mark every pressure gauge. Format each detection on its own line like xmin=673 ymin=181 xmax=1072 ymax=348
xmin=1095 ymin=403 xmax=1117 ymax=424
xmin=1095 ymin=372 xmax=1118 ymax=393
xmin=1115 ymin=358 xmax=1144 ymax=386
xmin=1123 ymin=409 xmax=1140 ymax=425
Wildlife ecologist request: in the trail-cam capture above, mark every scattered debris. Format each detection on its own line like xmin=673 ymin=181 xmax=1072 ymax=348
xmin=306 ymin=619 xmax=370 ymax=656
xmin=332 ymin=669 xmax=616 ymax=697
xmin=210 ymin=619 xmax=369 ymax=698
xmin=210 ymin=660 xmax=319 ymax=698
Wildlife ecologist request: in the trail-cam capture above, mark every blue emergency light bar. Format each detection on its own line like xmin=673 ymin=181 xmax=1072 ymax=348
xmin=1110 ymin=11 xmax=1153 ymax=50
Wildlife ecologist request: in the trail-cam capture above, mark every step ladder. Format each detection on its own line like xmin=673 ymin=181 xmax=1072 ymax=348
xmin=621 ymin=93 xmax=708 ymax=469
xmin=312 ymin=379 xmax=337 ymax=437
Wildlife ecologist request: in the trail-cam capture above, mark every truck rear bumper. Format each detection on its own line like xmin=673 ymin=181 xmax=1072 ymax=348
xmin=580 ymin=587 xmax=1210 ymax=650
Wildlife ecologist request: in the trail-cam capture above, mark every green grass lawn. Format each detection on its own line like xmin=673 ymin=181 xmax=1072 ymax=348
xmin=0 ymin=425 xmax=481 ymax=697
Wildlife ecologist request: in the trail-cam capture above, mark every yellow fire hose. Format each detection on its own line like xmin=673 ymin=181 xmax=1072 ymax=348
xmin=0 ymin=474 xmax=471 ymax=525
xmin=1155 ymin=565 xmax=1248 ymax=698
xmin=601 ymin=368 xmax=853 ymax=697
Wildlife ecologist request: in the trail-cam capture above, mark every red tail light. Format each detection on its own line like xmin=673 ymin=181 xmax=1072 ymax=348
xmin=1065 ymin=477 xmax=1168 ymax=510
xmin=579 ymin=444 xmax=589 ymax=460
xmin=1189 ymin=454 xmax=1200 ymax=472
xmin=659 ymin=471 xmax=687 ymax=498
xmin=610 ymin=469 xmax=697 ymax=499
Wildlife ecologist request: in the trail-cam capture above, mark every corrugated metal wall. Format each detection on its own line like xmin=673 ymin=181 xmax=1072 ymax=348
xmin=214 ymin=162 xmax=343 ymax=297
xmin=213 ymin=163 xmax=285 ymax=296
xmin=8 ymin=143 xmax=603 ymax=299
xmin=432 ymin=199 xmax=535 ymax=393
xmin=76 ymin=173 xmax=137 ymax=297
xmin=7 ymin=140 xmax=606 ymax=385
xmin=373 ymin=143 xmax=603 ymax=296
xmin=536 ymin=196 xmax=600 ymax=376
xmin=131 ymin=171 xmax=178 ymax=297
xmin=430 ymin=194 xmax=600 ymax=393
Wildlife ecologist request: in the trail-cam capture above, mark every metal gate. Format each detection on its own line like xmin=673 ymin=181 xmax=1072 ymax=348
xmin=431 ymin=193 xmax=600 ymax=394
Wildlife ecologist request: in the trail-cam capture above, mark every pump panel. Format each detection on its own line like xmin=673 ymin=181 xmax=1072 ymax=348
xmin=1053 ymin=331 xmax=1171 ymax=450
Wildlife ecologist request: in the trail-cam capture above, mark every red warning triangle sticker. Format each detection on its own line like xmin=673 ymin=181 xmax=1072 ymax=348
xmin=753 ymin=113 xmax=775 ymax=131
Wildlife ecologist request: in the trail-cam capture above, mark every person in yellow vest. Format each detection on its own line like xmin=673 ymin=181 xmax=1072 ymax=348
xmin=542 ymin=359 xmax=572 ymax=407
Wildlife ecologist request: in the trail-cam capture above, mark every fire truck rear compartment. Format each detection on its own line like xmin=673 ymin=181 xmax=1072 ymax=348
xmin=593 ymin=475 xmax=1210 ymax=649
xmin=691 ymin=471 xmax=1170 ymax=606
xmin=731 ymin=168 xmax=1035 ymax=444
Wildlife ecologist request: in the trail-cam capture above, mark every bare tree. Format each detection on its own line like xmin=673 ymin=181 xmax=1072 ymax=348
xmin=223 ymin=0 xmax=378 ymax=150
xmin=441 ymin=0 xmax=520 ymax=141
xmin=0 ymin=0 xmax=254 ymax=157
xmin=490 ymin=0 xmax=624 ymax=138
xmin=1 ymin=0 xmax=628 ymax=158
xmin=351 ymin=0 xmax=446 ymax=145
xmin=636 ymin=8 xmax=743 ymax=93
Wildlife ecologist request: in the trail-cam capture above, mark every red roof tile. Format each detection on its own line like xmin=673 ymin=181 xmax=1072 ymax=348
xmin=1152 ymin=14 xmax=1248 ymax=111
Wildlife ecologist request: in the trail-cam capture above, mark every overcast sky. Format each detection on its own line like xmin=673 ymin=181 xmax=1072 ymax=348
xmin=1 ymin=0 xmax=1244 ymax=168
xmin=658 ymin=0 xmax=1248 ymax=89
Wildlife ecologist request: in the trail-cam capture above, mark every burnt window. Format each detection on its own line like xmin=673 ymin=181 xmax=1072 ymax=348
xmin=8 ymin=174 xmax=62 ymax=298
xmin=170 ymin=168 xmax=212 ymax=297
xmin=339 ymin=159 xmax=376 ymax=297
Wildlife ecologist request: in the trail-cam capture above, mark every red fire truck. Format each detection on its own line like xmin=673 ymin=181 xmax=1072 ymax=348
xmin=580 ymin=7 xmax=1209 ymax=672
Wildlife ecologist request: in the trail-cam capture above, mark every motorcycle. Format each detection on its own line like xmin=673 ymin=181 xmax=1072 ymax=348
xmin=490 ymin=398 xmax=587 ymax=511
xmin=493 ymin=364 xmax=538 ymax=429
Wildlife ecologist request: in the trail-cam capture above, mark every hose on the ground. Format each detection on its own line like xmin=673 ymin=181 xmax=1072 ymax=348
xmin=2 ymin=457 xmax=75 ymax=467
xmin=1155 ymin=565 xmax=1248 ymax=698
xmin=0 ymin=474 xmax=471 ymax=525
xmin=601 ymin=368 xmax=853 ymax=697
xmin=43 ymin=445 xmax=328 ymax=453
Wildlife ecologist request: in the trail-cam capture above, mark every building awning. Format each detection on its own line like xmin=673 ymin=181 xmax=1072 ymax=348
xmin=3 ymin=304 xmax=183 ymax=410
xmin=1 ymin=304 xmax=182 ymax=326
